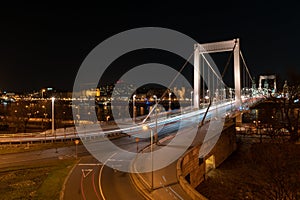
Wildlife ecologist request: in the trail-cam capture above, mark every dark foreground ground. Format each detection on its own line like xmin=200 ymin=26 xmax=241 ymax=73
xmin=196 ymin=137 xmax=300 ymax=200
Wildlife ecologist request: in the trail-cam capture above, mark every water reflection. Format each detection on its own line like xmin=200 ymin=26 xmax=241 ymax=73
xmin=95 ymin=104 xmax=153 ymax=122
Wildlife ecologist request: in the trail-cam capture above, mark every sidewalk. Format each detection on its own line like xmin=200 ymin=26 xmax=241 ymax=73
xmin=130 ymin=137 xmax=192 ymax=200
xmin=130 ymin=119 xmax=229 ymax=200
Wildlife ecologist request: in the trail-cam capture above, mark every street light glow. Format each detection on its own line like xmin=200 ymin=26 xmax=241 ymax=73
xmin=52 ymin=97 xmax=55 ymax=136
xmin=142 ymin=125 xmax=148 ymax=131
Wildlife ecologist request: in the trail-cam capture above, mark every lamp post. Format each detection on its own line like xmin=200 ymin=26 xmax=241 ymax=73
xmin=75 ymin=139 xmax=79 ymax=159
xmin=153 ymin=95 xmax=158 ymax=144
xmin=215 ymin=89 xmax=219 ymax=103
xmin=52 ymin=97 xmax=57 ymax=153
xmin=206 ymin=90 xmax=210 ymax=105
xmin=142 ymin=125 xmax=154 ymax=191
xmin=135 ymin=137 xmax=139 ymax=153
xmin=190 ymin=91 xmax=193 ymax=110
xmin=133 ymin=94 xmax=136 ymax=124
xmin=52 ymin=97 xmax=55 ymax=137
xmin=168 ymin=92 xmax=172 ymax=111
xmin=204 ymin=95 xmax=210 ymax=105
xmin=141 ymin=96 xmax=159 ymax=190
xmin=26 ymin=113 xmax=31 ymax=133
xmin=52 ymin=97 xmax=58 ymax=153
xmin=41 ymin=89 xmax=46 ymax=99
xmin=229 ymin=88 xmax=233 ymax=111
xmin=253 ymin=120 xmax=262 ymax=143
xmin=75 ymin=106 xmax=80 ymax=125
xmin=42 ymin=105 xmax=47 ymax=140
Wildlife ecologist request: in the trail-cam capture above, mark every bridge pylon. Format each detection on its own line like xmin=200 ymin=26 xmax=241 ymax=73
xmin=193 ymin=39 xmax=241 ymax=109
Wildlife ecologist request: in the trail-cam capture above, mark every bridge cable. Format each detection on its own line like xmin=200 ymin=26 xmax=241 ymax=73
xmin=141 ymin=51 xmax=194 ymax=124
xmin=240 ymin=50 xmax=253 ymax=82
xmin=162 ymin=51 xmax=194 ymax=99
xmin=202 ymin=56 xmax=205 ymax=99
xmin=221 ymin=42 xmax=236 ymax=78
xmin=201 ymin=53 xmax=225 ymax=86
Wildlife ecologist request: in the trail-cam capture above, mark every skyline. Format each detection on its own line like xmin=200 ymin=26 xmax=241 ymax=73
xmin=1 ymin=2 xmax=300 ymax=92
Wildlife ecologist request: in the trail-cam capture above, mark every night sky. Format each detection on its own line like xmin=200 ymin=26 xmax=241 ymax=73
xmin=1 ymin=2 xmax=300 ymax=92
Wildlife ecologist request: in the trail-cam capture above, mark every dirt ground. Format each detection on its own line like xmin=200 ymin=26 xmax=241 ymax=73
xmin=196 ymin=137 xmax=300 ymax=200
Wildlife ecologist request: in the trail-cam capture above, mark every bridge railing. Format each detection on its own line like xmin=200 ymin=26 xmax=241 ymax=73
xmin=0 ymin=96 xmax=264 ymax=144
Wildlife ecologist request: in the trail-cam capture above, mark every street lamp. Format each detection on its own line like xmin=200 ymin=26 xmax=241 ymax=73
xmin=229 ymin=88 xmax=233 ymax=111
xmin=42 ymin=105 xmax=47 ymax=140
xmin=75 ymin=139 xmax=80 ymax=159
xmin=253 ymin=120 xmax=262 ymax=143
xmin=52 ymin=97 xmax=58 ymax=153
xmin=215 ymin=89 xmax=219 ymax=103
xmin=141 ymin=95 xmax=159 ymax=190
xmin=142 ymin=125 xmax=154 ymax=190
xmin=75 ymin=106 xmax=80 ymax=125
xmin=206 ymin=90 xmax=210 ymax=105
xmin=153 ymin=95 xmax=158 ymax=144
xmin=168 ymin=92 xmax=172 ymax=111
xmin=190 ymin=91 xmax=193 ymax=110
xmin=133 ymin=94 xmax=136 ymax=124
xmin=135 ymin=137 xmax=139 ymax=153
xmin=204 ymin=95 xmax=210 ymax=104
xmin=87 ymin=111 xmax=91 ymax=123
xmin=41 ymin=89 xmax=46 ymax=99
xmin=51 ymin=97 xmax=55 ymax=139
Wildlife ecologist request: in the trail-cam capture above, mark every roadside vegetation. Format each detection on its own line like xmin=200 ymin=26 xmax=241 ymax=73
xmin=0 ymin=141 xmax=75 ymax=155
xmin=0 ymin=158 xmax=77 ymax=200
xmin=197 ymin=138 xmax=300 ymax=200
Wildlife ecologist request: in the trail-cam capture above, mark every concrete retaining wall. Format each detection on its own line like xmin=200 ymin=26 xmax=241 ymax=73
xmin=177 ymin=122 xmax=236 ymax=200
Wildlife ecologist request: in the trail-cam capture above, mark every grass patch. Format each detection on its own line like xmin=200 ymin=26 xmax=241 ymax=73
xmin=0 ymin=141 xmax=76 ymax=155
xmin=35 ymin=159 xmax=76 ymax=200
xmin=0 ymin=158 xmax=77 ymax=200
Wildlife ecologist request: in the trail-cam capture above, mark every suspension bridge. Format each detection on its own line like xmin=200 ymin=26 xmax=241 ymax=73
xmin=0 ymin=38 xmax=265 ymax=144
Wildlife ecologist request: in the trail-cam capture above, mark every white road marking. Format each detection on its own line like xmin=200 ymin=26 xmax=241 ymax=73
xmin=111 ymin=164 xmax=122 ymax=168
xmin=82 ymin=169 xmax=93 ymax=178
xmin=78 ymin=163 xmax=102 ymax=166
xmin=168 ymin=186 xmax=184 ymax=200
xmin=98 ymin=153 xmax=117 ymax=200
xmin=133 ymin=160 xmax=152 ymax=189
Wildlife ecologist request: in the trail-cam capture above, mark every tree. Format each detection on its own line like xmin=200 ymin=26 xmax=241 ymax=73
xmin=281 ymin=84 xmax=300 ymax=141
xmin=259 ymin=81 xmax=300 ymax=142
xmin=249 ymin=144 xmax=300 ymax=200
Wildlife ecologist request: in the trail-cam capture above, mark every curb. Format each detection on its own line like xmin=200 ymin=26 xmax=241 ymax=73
xmin=129 ymin=165 xmax=153 ymax=200
xmin=130 ymin=133 xmax=208 ymax=200
xmin=129 ymin=136 xmax=176 ymax=200
xmin=177 ymin=151 xmax=208 ymax=200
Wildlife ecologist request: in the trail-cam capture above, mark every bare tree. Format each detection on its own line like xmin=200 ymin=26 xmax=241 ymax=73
xmin=281 ymin=84 xmax=300 ymax=142
xmin=249 ymin=144 xmax=300 ymax=200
